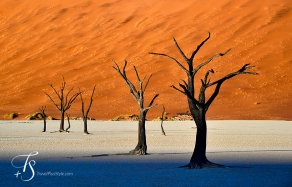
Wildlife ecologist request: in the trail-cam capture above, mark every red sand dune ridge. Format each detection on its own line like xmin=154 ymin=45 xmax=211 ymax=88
xmin=0 ymin=0 xmax=291 ymax=120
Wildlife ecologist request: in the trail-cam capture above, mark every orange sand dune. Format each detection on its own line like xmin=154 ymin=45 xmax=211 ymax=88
xmin=0 ymin=0 xmax=291 ymax=120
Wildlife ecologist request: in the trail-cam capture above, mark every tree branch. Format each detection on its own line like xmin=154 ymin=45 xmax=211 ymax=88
xmin=44 ymin=92 xmax=61 ymax=111
xmin=134 ymin=66 xmax=141 ymax=82
xmin=170 ymin=84 xmax=201 ymax=107
xmin=170 ymin=85 xmax=187 ymax=96
xmin=189 ymin=32 xmax=211 ymax=62
xmin=112 ymin=60 xmax=139 ymax=100
xmin=144 ymin=94 xmax=159 ymax=111
xmin=149 ymin=52 xmax=189 ymax=74
xmin=65 ymin=92 xmax=81 ymax=111
xmin=143 ymin=74 xmax=152 ymax=93
xmin=207 ymin=64 xmax=258 ymax=87
xmin=48 ymin=84 xmax=62 ymax=101
xmin=178 ymin=83 xmax=201 ymax=107
xmin=64 ymin=87 xmax=74 ymax=109
xmin=180 ymin=79 xmax=188 ymax=88
xmin=173 ymin=37 xmax=189 ymax=64
xmin=205 ymin=82 xmax=223 ymax=112
xmin=205 ymin=64 xmax=259 ymax=110
xmin=203 ymin=69 xmax=214 ymax=85
xmin=39 ymin=106 xmax=46 ymax=117
xmin=193 ymin=48 xmax=231 ymax=75
xmin=79 ymin=87 xmax=85 ymax=117
xmin=86 ymin=85 xmax=96 ymax=117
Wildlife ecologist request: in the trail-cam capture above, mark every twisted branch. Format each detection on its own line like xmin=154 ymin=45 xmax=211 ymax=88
xmin=205 ymin=64 xmax=258 ymax=110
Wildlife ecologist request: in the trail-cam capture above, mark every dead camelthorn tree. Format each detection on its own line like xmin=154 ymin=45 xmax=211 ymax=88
xmin=79 ymin=85 xmax=96 ymax=134
xmin=112 ymin=60 xmax=159 ymax=155
xmin=150 ymin=32 xmax=258 ymax=169
xmin=44 ymin=77 xmax=81 ymax=132
xmin=39 ymin=106 xmax=46 ymax=132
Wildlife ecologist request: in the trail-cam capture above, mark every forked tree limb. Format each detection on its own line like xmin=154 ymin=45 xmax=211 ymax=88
xmin=205 ymin=64 xmax=259 ymax=110
xmin=201 ymin=69 xmax=214 ymax=86
xmin=39 ymin=106 xmax=46 ymax=115
xmin=44 ymin=92 xmax=61 ymax=111
xmin=170 ymin=85 xmax=187 ymax=95
xmin=181 ymin=79 xmax=188 ymax=88
xmin=149 ymin=52 xmax=189 ymax=74
xmin=170 ymin=84 xmax=201 ymax=107
xmin=112 ymin=60 xmax=139 ymax=100
xmin=189 ymin=32 xmax=211 ymax=62
xmin=143 ymin=75 xmax=153 ymax=93
xmin=65 ymin=92 xmax=81 ymax=111
xmin=49 ymin=83 xmax=62 ymax=101
xmin=64 ymin=87 xmax=74 ymax=107
xmin=207 ymin=64 xmax=258 ymax=87
xmin=192 ymin=48 xmax=231 ymax=75
xmin=144 ymin=94 xmax=159 ymax=112
xmin=79 ymin=85 xmax=96 ymax=118
xmin=173 ymin=38 xmax=189 ymax=63
xmin=86 ymin=85 xmax=96 ymax=117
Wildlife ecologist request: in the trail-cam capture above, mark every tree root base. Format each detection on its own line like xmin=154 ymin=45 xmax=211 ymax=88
xmin=180 ymin=160 xmax=229 ymax=169
xmin=129 ymin=148 xmax=147 ymax=155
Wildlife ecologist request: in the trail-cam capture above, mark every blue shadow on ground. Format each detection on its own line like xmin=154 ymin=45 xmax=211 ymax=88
xmin=1 ymin=155 xmax=292 ymax=187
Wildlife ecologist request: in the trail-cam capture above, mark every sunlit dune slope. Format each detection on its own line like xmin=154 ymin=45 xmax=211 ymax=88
xmin=0 ymin=0 xmax=291 ymax=120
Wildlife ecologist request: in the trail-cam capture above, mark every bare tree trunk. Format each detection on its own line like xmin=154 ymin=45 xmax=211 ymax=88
xmin=43 ymin=117 xmax=47 ymax=132
xmin=189 ymin=109 xmax=208 ymax=168
xmin=60 ymin=111 xmax=65 ymax=132
xmin=83 ymin=117 xmax=88 ymax=134
xmin=39 ymin=106 xmax=46 ymax=132
xmin=130 ymin=111 xmax=147 ymax=155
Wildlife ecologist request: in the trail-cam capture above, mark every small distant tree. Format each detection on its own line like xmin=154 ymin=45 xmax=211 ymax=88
xmin=44 ymin=77 xmax=80 ymax=132
xmin=79 ymin=85 xmax=96 ymax=134
xmin=150 ymin=32 xmax=258 ymax=168
xmin=39 ymin=106 xmax=46 ymax=132
xmin=112 ymin=60 xmax=159 ymax=155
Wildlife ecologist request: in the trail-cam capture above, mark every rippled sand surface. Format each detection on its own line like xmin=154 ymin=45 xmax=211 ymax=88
xmin=0 ymin=0 xmax=291 ymax=120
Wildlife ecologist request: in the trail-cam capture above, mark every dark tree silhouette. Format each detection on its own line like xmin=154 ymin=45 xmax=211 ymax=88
xmin=150 ymin=32 xmax=258 ymax=168
xmin=112 ymin=60 xmax=159 ymax=155
xmin=160 ymin=105 xmax=166 ymax=136
xmin=44 ymin=77 xmax=80 ymax=132
xmin=79 ymin=85 xmax=96 ymax=134
xmin=65 ymin=113 xmax=71 ymax=133
xmin=39 ymin=106 xmax=46 ymax=132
